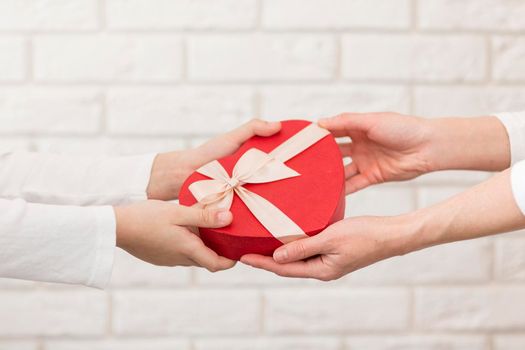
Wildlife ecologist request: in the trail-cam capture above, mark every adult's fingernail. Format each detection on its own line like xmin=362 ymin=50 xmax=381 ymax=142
xmin=273 ymin=248 xmax=288 ymax=263
xmin=318 ymin=117 xmax=330 ymax=126
xmin=217 ymin=210 xmax=232 ymax=224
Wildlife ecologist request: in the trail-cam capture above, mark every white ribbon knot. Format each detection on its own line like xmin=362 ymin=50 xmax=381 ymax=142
xmin=189 ymin=123 xmax=330 ymax=241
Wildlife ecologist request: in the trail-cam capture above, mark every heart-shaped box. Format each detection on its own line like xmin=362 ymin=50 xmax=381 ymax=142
xmin=179 ymin=120 xmax=345 ymax=260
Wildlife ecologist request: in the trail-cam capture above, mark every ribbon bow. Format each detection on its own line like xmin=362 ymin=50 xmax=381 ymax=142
xmin=189 ymin=123 xmax=329 ymax=241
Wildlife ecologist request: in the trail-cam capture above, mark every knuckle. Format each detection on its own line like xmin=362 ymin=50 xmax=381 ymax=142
xmin=206 ymin=262 xmax=220 ymax=273
xmin=274 ymin=270 xmax=288 ymax=278
xmin=318 ymin=270 xmax=337 ymax=282
xmin=293 ymin=242 xmax=307 ymax=260
xmin=248 ymin=118 xmax=265 ymax=129
xmin=200 ymin=209 xmax=213 ymax=225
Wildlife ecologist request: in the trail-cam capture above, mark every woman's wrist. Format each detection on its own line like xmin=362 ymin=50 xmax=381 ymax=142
xmin=424 ymin=116 xmax=510 ymax=172
xmin=386 ymin=210 xmax=436 ymax=257
xmin=146 ymin=151 xmax=191 ymax=200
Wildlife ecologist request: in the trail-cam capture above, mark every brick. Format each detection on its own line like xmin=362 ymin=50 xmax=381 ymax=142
xmin=494 ymin=237 xmax=525 ymax=281
xmin=415 ymin=287 xmax=525 ymax=330
xmin=0 ymin=342 xmax=37 ymax=350
xmin=494 ymin=335 xmax=525 ymax=350
xmin=107 ymin=0 xmax=257 ymax=29
xmin=35 ymin=137 xmax=186 ymax=156
xmin=493 ymin=36 xmax=525 ymax=82
xmin=414 ymin=86 xmax=525 ymax=117
xmin=113 ymin=290 xmax=260 ymax=335
xmin=0 ymin=290 xmax=107 ymax=336
xmin=195 ymin=337 xmax=340 ymax=350
xmin=264 ymin=288 xmax=410 ymax=333
xmin=345 ymin=335 xmax=487 ymax=350
xmin=419 ymin=0 xmax=525 ymax=31
xmin=0 ymin=88 xmax=101 ymax=134
xmin=107 ymin=87 xmax=253 ymax=135
xmin=34 ymin=35 xmax=182 ymax=82
xmin=0 ymin=0 xmax=97 ymax=31
xmin=260 ymin=85 xmax=410 ymax=120
xmin=45 ymin=339 xmax=190 ymax=350
xmin=109 ymin=250 xmax=191 ymax=287
xmin=0 ymin=38 xmax=26 ymax=82
xmin=188 ymin=34 xmax=336 ymax=81
xmin=342 ymin=35 xmax=486 ymax=82
xmin=346 ymin=185 xmax=416 ymax=217
xmin=262 ymin=0 xmax=410 ymax=29
xmin=346 ymin=238 xmax=491 ymax=285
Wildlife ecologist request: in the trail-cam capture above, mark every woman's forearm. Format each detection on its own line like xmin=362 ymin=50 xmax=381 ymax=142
xmin=403 ymin=169 xmax=525 ymax=254
xmin=425 ymin=116 xmax=510 ymax=172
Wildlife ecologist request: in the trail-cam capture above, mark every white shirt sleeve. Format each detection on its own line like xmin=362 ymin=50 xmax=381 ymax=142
xmin=510 ymin=160 xmax=525 ymax=216
xmin=0 ymin=151 xmax=157 ymax=205
xmin=495 ymin=111 xmax=525 ymax=216
xmin=0 ymin=198 xmax=116 ymax=288
xmin=495 ymin=112 xmax=525 ymax=166
xmin=0 ymin=151 xmax=156 ymax=288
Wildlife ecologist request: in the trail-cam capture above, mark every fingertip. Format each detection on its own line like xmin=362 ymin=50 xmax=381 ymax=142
xmin=319 ymin=115 xmax=345 ymax=130
xmin=273 ymin=247 xmax=289 ymax=263
xmin=240 ymin=254 xmax=254 ymax=265
xmin=317 ymin=118 xmax=331 ymax=129
xmin=240 ymin=254 xmax=268 ymax=267
xmin=256 ymin=120 xmax=281 ymax=136
xmin=217 ymin=257 xmax=236 ymax=270
xmin=215 ymin=210 xmax=233 ymax=226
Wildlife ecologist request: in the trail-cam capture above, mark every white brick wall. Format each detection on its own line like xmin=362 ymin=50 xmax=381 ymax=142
xmin=187 ymin=34 xmax=337 ymax=81
xmin=0 ymin=38 xmax=26 ymax=82
xmin=341 ymin=34 xmax=486 ymax=82
xmin=0 ymin=0 xmax=524 ymax=349
xmin=34 ymin=35 xmax=183 ymax=82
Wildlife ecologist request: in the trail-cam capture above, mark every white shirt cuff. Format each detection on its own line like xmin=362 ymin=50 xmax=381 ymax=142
xmin=0 ymin=200 xmax=117 ymax=289
xmin=510 ymin=160 xmax=525 ymax=217
xmin=495 ymin=112 xmax=525 ymax=165
xmin=117 ymin=153 xmax=157 ymax=202
xmin=87 ymin=206 xmax=117 ymax=289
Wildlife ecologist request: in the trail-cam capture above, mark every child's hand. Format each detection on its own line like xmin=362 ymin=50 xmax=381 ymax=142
xmin=114 ymin=200 xmax=235 ymax=271
xmin=146 ymin=119 xmax=281 ymax=200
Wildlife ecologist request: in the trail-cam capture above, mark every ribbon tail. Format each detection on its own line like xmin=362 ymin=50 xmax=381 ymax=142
xmin=235 ymin=186 xmax=307 ymax=242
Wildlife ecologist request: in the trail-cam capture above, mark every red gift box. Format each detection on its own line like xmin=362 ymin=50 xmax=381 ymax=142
xmin=179 ymin=120 xmax=345 ymax=260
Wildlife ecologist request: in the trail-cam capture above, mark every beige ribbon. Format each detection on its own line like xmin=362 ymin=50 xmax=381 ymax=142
xmin=189 ymin=123 xmax=330 ymax=241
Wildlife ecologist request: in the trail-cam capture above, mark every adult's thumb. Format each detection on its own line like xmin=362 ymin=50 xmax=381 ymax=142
xmin=273 ymin=237 xmax=319 ymax=263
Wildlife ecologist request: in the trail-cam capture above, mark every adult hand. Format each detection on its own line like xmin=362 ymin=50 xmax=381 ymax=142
xmin=320 ymin=112 xmax=434 ymax=194
xmin=320 ymin=112 xmax=510 ymax=194
xmin=242 ymin=169 xmax=525 ymax=281
xmin=241 ymin=214 xmax=417 ymax=281
xmin=114 ymin=200 xmax=235 ymax=272
xmin=146 ymin=119 xmax=281 ymax=200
